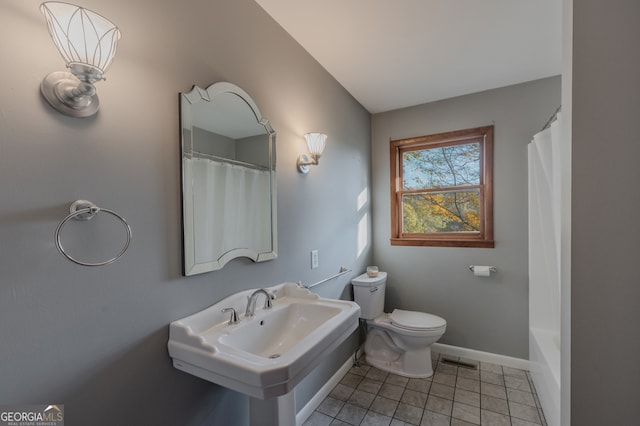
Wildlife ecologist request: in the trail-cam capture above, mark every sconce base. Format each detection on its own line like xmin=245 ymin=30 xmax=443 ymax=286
xmin=41 ymin=71 xmax=100 ymax=118
xmin=297 ymin=154 xmax=311 ymax=174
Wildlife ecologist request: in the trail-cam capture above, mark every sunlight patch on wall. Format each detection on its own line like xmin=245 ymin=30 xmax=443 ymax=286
xmin=357 ymin=187 xmax=369 ymax=258
xmin=357 ymin=213 xmax=369 ymax=258
xmin=357 ymin=187 xmax=368 ymax=211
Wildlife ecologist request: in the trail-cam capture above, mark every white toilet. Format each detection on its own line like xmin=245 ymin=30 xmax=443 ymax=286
xmin=352 ymin=271 xmax=446 ymax=378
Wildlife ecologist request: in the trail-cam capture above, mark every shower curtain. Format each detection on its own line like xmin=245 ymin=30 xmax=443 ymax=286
xmin=529 ymin=113 xmax=561 ymax=335
xmin=528 ymin=112 xmax=562 ymax=426
xmin=184 ymin=157 xmax=271 ymax=264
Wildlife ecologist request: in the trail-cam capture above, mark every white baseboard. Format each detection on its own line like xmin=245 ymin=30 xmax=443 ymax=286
xmin=433 ymin=343 xmax=530 ymax=371
xmin=296 ymin=355 xmax=355 ymax=425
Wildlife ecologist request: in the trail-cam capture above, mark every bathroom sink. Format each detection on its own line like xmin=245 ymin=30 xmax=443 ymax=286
xmin=167 ymin=283 xmax=360 ymax=399
xmin=219 ymin=302 xmax=343 ymax=359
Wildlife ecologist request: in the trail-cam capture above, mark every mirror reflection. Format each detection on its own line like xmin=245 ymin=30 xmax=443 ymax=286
xmin=180 ymin=82 xmax=277 ymax=275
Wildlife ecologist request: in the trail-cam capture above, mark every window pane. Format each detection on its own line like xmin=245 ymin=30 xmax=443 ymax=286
xmin=402 ymin=190 xmax=480 ymax=233
xmin=402 ymin=142 xmax=480 ymax=190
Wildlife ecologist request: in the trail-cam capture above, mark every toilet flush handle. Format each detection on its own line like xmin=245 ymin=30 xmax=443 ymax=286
xmin=370 ymin=286 xmax=379 ymax=293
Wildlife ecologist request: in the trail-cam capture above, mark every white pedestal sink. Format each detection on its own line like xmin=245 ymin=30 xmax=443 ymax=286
xmin=167 ymin=283 xmax=360 ymax=425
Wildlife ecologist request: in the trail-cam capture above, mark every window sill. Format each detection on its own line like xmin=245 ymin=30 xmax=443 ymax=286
xmin=390 ymin=238 xmax=495 ymax=248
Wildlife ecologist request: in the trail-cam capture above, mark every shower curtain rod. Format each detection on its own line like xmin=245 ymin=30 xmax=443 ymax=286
xmin=188 ymin=150 xmax=270 ymax=171
xmin=541 ymin=106 xmax=562 ymax=132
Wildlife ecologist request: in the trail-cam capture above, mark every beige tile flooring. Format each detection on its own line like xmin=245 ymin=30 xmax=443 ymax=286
xmin=303 ymin=352 xmax=547 ymax=426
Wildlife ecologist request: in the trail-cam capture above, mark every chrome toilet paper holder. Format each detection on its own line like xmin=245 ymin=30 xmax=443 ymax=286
xmin=468 ymin=265 xmax=497 ymax=273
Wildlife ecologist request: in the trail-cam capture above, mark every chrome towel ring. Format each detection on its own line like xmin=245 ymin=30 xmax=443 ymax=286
xmin=55 ymin=200 xmax=132 ymax=266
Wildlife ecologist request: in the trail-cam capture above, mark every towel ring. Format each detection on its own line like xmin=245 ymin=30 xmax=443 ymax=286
xmin=55 ymin=200 xmax=132 ymax=266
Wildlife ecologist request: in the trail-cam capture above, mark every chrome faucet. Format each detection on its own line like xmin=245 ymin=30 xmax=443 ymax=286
xmin=245 ymin=289 xmax=273 ymax=317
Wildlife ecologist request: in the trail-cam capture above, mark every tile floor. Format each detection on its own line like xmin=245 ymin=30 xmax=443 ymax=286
xmin=303 ymin=352 xmax=547 ymax=426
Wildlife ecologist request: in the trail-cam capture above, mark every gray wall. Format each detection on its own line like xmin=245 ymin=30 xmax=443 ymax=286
xmin=571 ymin=0 xmax=640 ymax=424
xmin=0 ymin=1 xmax=371 ymax=425
xmin=371 ymin=77 xmax=561 ymax=359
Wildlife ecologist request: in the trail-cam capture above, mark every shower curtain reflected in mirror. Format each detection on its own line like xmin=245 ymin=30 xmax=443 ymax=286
xmin=184 ymin=157 xmax=271 ymax=265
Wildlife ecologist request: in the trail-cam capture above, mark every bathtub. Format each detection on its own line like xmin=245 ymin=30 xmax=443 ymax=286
xmin=529 ymin=328 xmax=560 ymax=426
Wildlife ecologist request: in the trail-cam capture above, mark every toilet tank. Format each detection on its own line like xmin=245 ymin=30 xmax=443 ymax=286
xmin=351 ymin=271 xmax=387 ymax=320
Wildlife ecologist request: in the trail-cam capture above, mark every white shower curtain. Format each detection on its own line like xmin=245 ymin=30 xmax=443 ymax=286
xmin=184 ymin=157 xmax=271 ymax=264
xmin=528 ymin=112 xmax=562 ymax=426
xmin=528 ymin=113 xmax=562 ymax=334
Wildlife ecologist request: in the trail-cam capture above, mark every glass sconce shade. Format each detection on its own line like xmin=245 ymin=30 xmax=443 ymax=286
xmin=297 ymin=133 xmax=328 ymax=173
xmin=41 ymin=2 xmax=121 ymax=81
xmin=40 ymin=2 xmax=121 ymax=117
xmin=304 ymin=133 xmax=328 ymax=158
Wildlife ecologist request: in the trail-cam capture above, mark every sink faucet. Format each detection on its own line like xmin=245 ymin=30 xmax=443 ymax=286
xmin=245 ymin=289 xmax=273 ymax=317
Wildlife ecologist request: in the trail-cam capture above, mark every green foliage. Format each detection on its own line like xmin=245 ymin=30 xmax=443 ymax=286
xmin=403 ymin=191 xmax=480 ymax=233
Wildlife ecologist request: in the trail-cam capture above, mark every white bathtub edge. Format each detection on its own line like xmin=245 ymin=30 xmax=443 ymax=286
xmin=530 ymin=328 xmax=561 ymax=426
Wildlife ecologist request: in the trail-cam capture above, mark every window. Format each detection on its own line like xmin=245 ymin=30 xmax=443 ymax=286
xmin=390 ymin=126 xmax=494 ymax=248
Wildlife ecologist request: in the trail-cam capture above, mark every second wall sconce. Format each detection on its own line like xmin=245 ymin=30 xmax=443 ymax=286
xmin=297 ymin=133 xmax=328 ymax=173
xmin=40 ymin=2 xmax=121 ymax=118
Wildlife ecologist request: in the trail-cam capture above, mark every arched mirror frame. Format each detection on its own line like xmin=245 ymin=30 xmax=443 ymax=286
xmin=180 ymin=82 xmax=277 ymax=275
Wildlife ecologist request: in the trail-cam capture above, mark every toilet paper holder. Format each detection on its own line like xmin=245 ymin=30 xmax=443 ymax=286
xmin=468 ymin=265 xmax=497 ymax=273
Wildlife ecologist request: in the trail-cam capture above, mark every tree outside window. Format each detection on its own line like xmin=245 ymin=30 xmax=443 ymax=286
xmin=390 ymin=126 xmax=494 ymax=248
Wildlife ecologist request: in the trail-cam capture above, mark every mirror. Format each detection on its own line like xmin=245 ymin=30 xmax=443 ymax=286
xmin=180 ymin=82 xmax=277 ymax=275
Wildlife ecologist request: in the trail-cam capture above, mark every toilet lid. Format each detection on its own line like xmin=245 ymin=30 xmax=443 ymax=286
xmin=389 ymin=309 xmax=446 ymax=331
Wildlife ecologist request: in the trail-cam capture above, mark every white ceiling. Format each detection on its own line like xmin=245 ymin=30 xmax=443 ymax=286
xmin=254 ymin=0 xmax=562 ymax=114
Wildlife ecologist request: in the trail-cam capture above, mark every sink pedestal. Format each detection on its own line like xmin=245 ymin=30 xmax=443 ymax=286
xmin=249 ymin=392 xmax=295 ymax=426
xmin=168 ymin=283 xmax=361 ymax=425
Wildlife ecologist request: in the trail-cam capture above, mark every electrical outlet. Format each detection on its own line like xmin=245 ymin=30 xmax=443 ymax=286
xmin=311 ymin=250 xmax=319 ymax=269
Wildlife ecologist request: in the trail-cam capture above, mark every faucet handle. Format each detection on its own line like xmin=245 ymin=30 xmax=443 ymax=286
xmin=264 ymin=293 xmax=273 ymax=309
xmin=221 ymin=307 xmax=240 ymax=325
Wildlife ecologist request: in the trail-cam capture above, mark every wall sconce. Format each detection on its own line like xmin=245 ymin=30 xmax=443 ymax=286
xmin=297 ymin=133 xmax=327 ymax=173
xmin=40 ymin=2 xmax=121 ymax=118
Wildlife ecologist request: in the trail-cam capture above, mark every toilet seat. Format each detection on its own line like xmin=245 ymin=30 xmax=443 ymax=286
xmin=389 ymin=309 xmax=446 ymax=331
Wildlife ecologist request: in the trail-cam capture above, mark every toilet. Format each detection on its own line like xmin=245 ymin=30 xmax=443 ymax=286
xmin=352 ymin=271 xmax=446 ymax=378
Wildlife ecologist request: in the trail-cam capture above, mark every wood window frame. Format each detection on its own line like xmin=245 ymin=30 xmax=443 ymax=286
xmin=390 ymin=125 xmax=494 ymax=248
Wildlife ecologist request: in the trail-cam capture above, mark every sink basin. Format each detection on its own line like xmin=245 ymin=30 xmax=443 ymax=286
xmin=167 ymin=282 xmax=360 ymax=399
xmin=219 ymin=302 xmax=343 ymax=359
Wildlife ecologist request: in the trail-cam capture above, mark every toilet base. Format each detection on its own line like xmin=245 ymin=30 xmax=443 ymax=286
xmin=365 ymin=346 xmax=435 ymax=378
